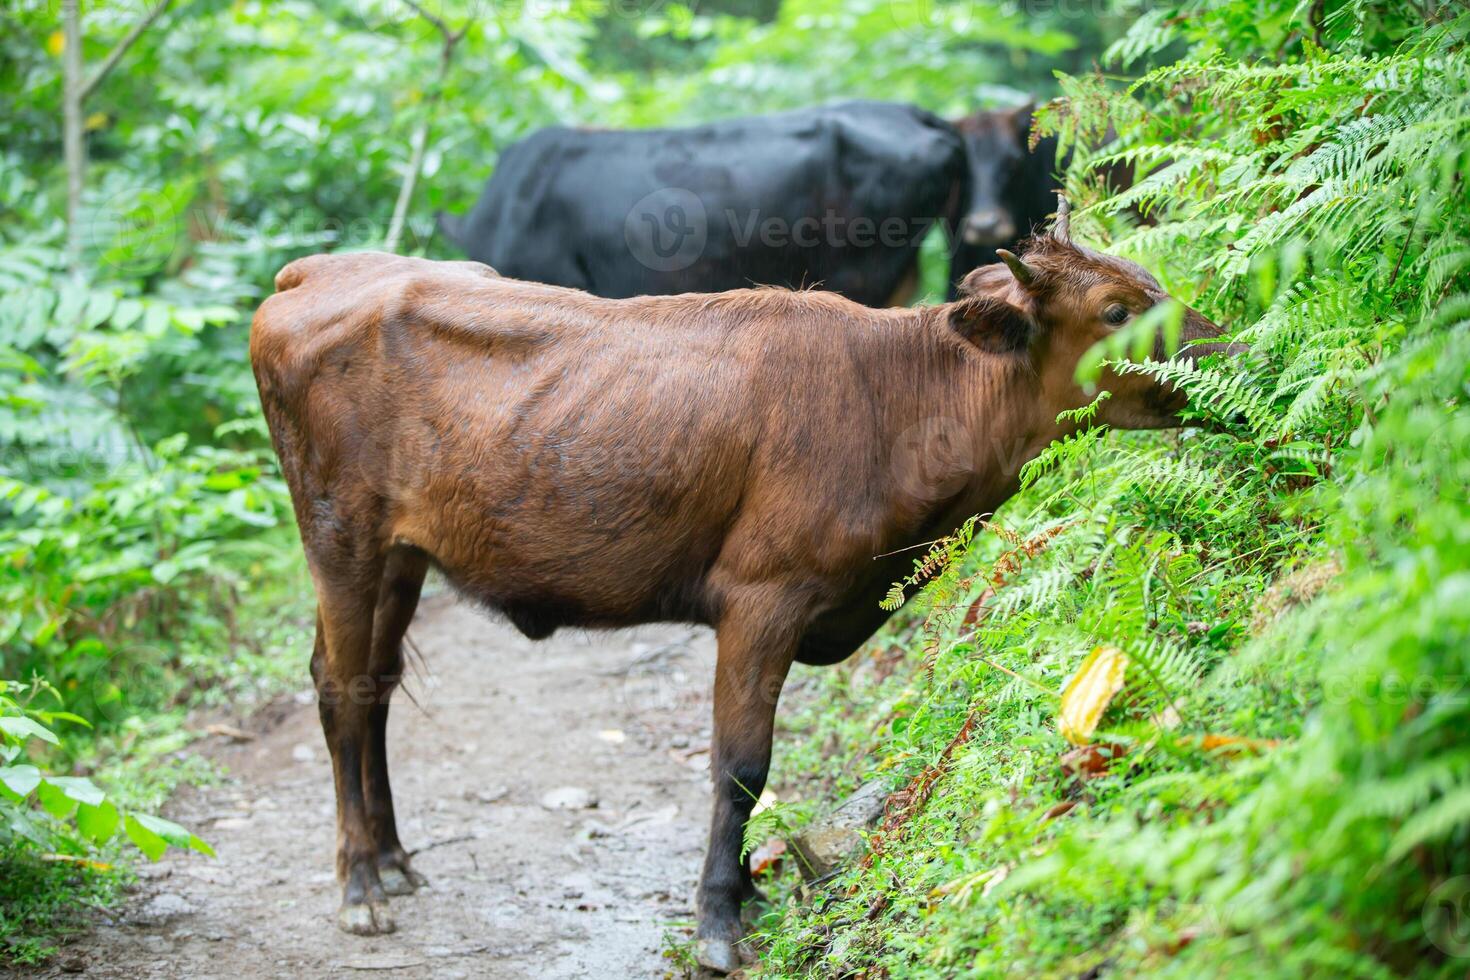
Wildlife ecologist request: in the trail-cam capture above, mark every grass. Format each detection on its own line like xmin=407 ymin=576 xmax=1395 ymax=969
xmin=0 ymin=850 xmax=126 ymax=966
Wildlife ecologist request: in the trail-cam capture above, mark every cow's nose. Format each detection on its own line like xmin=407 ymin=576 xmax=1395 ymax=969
xmin=962 ymin=209 xmax=1016 ymax=246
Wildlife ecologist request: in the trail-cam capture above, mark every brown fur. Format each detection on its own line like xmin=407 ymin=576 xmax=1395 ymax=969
xmin=250 ymin=232 xmax=1230 ymax=968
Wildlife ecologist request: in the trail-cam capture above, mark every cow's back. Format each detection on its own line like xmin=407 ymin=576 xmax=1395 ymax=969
xmin=449 ymin=102 xmax=965 ymax=304
xmin=252 ymin=252 xmax=912 ymax=632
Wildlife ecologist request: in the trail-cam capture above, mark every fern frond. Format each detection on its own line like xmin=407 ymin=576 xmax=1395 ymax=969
xmin=1113 ymin=359 xmax=1274 ymax=432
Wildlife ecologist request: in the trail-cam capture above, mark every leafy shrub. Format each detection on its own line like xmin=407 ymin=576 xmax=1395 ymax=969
xmin=0 ymin=238 xmax=298 ymax=730
xmin=750 ymin=3 xmax=1470 ymax=977
xmin=0 ymin=677 xmax=212 ymax=859
xmin=0 ymin=676 xmax=211 ymax=963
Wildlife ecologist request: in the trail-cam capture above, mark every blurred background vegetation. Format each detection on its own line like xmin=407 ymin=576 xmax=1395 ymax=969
xmin=3 ymin=0 xmax=1469 ymax=974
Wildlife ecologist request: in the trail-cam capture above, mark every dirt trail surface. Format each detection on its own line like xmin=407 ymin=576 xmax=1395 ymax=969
xmin=35 ymin=594 xmax=725 ymax=979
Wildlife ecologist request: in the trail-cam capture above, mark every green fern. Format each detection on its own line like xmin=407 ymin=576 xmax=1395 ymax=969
xmin=1114 ymin=358 xmax=1275 ymax=431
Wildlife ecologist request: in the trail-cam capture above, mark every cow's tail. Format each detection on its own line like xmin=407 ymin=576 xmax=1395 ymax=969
xmin=436 ymin=210 xmax=465 ymax=251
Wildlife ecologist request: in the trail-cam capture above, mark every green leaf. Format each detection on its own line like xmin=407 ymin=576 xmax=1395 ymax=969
xmin=0 ymin=764 xmax=42 ymax=800
xmin=203 ymin=468 xmax=256 ymax=491
xmin=0 ymin=715 xmax=60 ymax=745
xmin=29 ymin=615 xmax=61 ymax=647
xmin=5 ymin=804 xmax=50 ymax=847
xmin=53 ymin=282 xmax=87 ymax=329
xmin=36 ymin=779 xmax=77 ymax=818
xmin=44 ymin=775 xmax=106 ymax=807
xmin=173 ymin=307 xmax=206 ymax=331
xmin=111 ymin=296 xmax=145 ymax=330
xmin=83 ymin=290 xmax=116 ymax=329
xmin=124 ymin=813 xmax=168 ymax=861
xmin=38 ymin=711 xmax=92 ymax=729
xmin=142 ymin=301 xmax=171 ymax=337
xmin=76 ymin=800 xmax=121 ymax=845
xmin=129 ymin=812 xmax=211 ymax=858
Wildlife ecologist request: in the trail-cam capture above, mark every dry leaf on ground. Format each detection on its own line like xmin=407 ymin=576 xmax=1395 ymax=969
xmin=1058 ymin=645 xmax=1129 ymax=745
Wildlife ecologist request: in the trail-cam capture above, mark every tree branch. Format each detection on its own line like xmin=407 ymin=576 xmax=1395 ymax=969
xmin=398 ymin=0 xmax=467 ymax=44
xmin=385 ymin=3 xmax=471 ymax=252
xmin=79 ymin=0 xmax=178 ymax=102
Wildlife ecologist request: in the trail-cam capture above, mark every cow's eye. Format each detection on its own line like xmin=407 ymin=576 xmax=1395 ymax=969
xmin=1103 ymin=304 xmax=1130 ymax=326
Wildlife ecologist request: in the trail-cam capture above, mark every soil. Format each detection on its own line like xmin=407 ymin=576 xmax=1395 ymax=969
xmin=29 ymin=594 xmax=727 ymax=979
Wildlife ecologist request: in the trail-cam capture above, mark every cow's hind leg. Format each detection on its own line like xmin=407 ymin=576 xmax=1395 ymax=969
xmin=365 ymin=546 xmax=430 ymax=896
xmin=310 ymin=557 xmax=397 ymax=936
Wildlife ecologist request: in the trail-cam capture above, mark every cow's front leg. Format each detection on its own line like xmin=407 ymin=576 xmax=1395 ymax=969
xmin=696 ymin=601 xmax=798 ymax=973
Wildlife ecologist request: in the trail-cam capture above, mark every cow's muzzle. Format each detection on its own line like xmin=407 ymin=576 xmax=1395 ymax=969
xmin=961 ymin=209 xmax=1016 ymax=246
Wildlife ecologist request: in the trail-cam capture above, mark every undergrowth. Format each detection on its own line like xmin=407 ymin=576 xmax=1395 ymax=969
xmin=749 ymin=2 xmax=1470 ymax=976
xmin=0 ymin=849 xmax=125 ymax=965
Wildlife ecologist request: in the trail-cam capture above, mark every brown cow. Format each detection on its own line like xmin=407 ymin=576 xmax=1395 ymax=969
xmin=249 ymin=206 xmax=1230 ymax=973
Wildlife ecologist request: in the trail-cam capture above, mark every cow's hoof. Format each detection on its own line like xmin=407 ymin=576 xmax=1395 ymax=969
xmin=379 ymin=865 xmax=428 ymax=896
xmin=338 ymin=901 xmax=395 ymax=936
xmin=695 ymin=937 xmax=740 ymax=974
xmin=695 ymin=935 xmax=755 ymax=974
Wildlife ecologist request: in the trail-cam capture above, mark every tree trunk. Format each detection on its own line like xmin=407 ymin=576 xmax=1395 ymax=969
xmin=62 ymin=0 xmax=85 ymax=279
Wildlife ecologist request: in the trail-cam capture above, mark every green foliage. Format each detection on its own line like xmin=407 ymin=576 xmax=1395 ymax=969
xmin=13 ymin=0 xmax=1466 ymax=973
xmin=0 ymin=232 xmax=301 ymax=728
xmin=1 ymin=677 xmax=211 ymax=861
xmin=750 ymin=3 xmax=1470 ymax=977
xmin=0 ymin=0 xmax=1109 ymax=962
xmin=621 ymin=0 xmax=1080 ymax=123
xmin=0 ymin=847 xmax=123 ymax=965
xmin=0 ymin=675 xmax=209 ymax=962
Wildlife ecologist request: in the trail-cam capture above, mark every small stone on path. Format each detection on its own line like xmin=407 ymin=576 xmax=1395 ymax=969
xmin=541 ymin=786 xmax=598 ymax=811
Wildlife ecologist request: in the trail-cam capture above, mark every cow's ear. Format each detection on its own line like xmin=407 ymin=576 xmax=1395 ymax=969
xmin=949 ymin=295 xmax=1036 ymax=354
xmin=956 ymin=263 xmax=1013 ymax=299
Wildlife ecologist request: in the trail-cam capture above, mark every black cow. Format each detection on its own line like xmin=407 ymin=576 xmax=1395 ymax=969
xmin=436 ymin=100 xmax=1061 ymax=306
xmin=948 ymin=104 xmax=1062 ymax=288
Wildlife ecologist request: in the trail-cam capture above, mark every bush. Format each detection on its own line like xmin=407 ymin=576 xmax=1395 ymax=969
xmin=749 ymin=4 xmax=1470 ymax=976
xmin=0 ymin=238 xmax=299 ymax=730
xmin=0 ymin=677 xmax=211 ymax=962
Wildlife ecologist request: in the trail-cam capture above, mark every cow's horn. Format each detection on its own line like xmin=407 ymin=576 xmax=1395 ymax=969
xmin=995 ymin=248 xmax=1035 ymax=287
xmin=1052 ymin=193 xmax=1071 ymax=243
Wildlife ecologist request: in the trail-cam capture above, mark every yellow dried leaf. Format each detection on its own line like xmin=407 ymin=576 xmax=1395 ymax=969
xmin=1193 ymin=734 xmax=1281 ymax=757
xmin=47 ymin=31 xmax=65 ymax=57
xmin=1058 ymin=645 xmax=1128 ymax=745
xmin=40 ymin=853 xmax=112 ymax=871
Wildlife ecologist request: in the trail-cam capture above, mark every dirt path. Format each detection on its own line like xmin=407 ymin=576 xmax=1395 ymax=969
xmin=38 ymin=594 xmax=723 ymax=979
